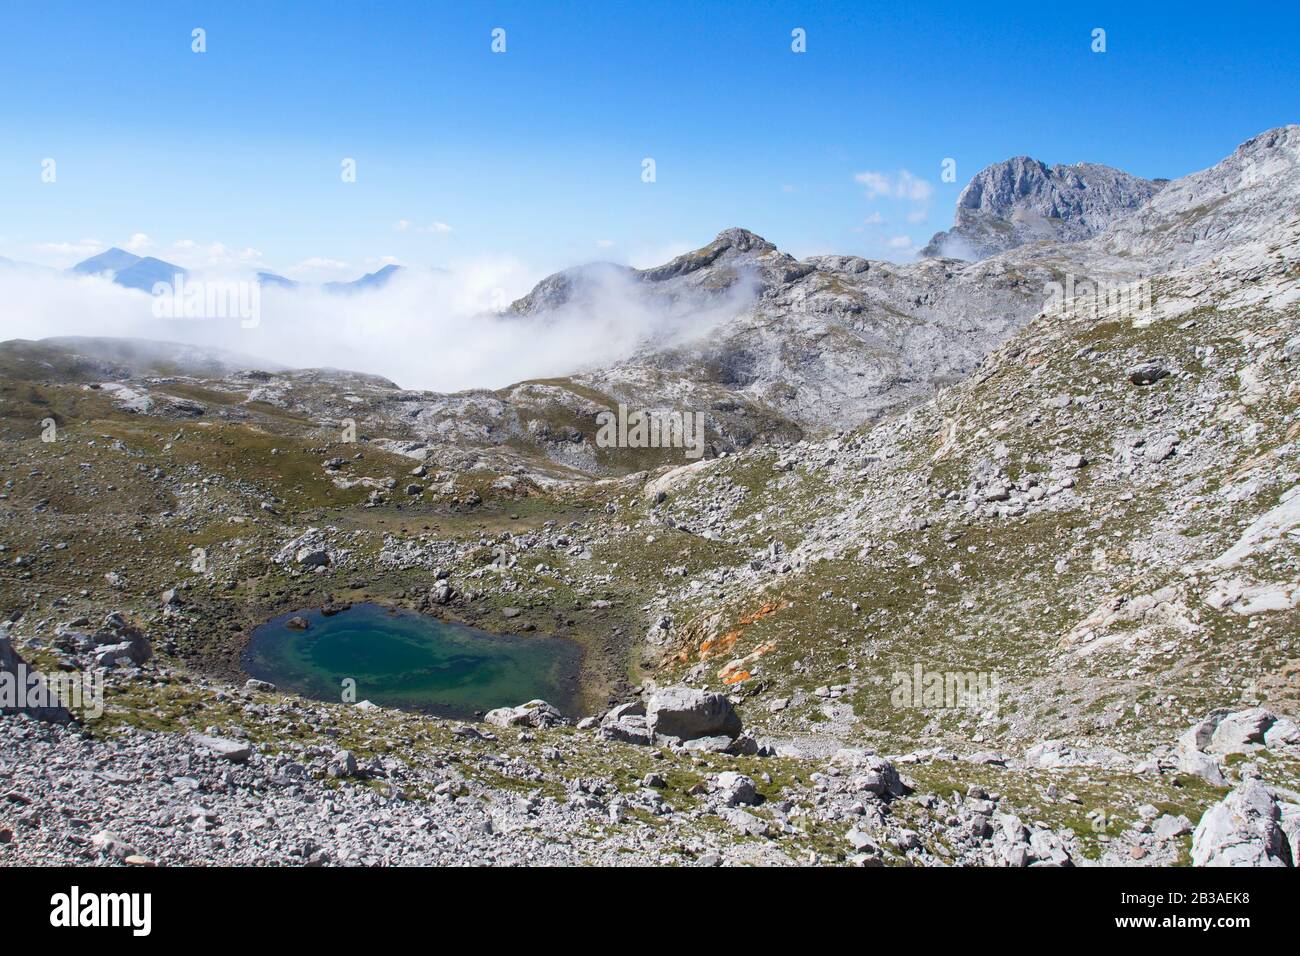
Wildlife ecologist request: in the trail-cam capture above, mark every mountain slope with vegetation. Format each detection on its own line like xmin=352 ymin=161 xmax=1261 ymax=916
xmin=1 ymin=127 xmax=1298 ymax=867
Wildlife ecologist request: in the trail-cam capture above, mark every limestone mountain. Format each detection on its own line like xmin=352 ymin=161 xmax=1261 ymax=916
xmin=16 ymin=127 xmax=1298 ymax=483
xmin=921 ymin=156 xmax=1166 ymax=260
xmin=1 ymin=125 xmax=1299 ymax=868
xmin=1097 ymin=125 xmax=1300 ymax=270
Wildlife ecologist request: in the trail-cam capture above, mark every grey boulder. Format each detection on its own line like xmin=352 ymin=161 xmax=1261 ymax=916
xmin=645 ymin=686 xmax=742 ymax=742
xmin=713 ymin=771 xmax=760 ymax=807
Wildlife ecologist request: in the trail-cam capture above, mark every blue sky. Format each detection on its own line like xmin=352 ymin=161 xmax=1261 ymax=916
xmin=1 ymin=0 xmax=1296 ymax=280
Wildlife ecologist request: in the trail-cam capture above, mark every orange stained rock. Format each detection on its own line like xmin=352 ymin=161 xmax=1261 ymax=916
xmin=717 ymin=641 xmax=778 ymax=684
xmin=698 ymin=600 xmax=784 ymax=660
xmin=699 ymin=628 xmax=740 ymax=659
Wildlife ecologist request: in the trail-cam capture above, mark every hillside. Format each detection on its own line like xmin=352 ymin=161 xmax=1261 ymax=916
xmin=1 ymin=127 xmax=1298 ymax=867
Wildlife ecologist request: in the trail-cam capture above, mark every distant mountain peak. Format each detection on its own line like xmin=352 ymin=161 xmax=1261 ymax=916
xmin=712 ymin=227 xmax=777 ymax=252
xmin=256 ymin=271 xmax=298 ymax=289
xmin=922 ymin=157 xmax=1165 ymax=260
xmin=323 ymin=263 xmax=403 ymax=293
xmin=71 ymin=247 xmax=142 ymax=275
xmin=70 ymin=248 xmax=187 ymax=292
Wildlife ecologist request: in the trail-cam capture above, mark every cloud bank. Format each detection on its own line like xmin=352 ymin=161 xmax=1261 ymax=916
xmin=0 ymin=258 xmax=754 ymax=393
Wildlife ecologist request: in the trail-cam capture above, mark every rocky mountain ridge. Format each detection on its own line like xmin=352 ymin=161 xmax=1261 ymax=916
xmin=1 ymin=125 xmax=1297 ymax=867
xmin=922 ymin=156 xmax=1166 ymax=260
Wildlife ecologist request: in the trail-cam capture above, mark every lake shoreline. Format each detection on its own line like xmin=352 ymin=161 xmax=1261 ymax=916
xmin=241 ymin=601 xmax=585 ymax=721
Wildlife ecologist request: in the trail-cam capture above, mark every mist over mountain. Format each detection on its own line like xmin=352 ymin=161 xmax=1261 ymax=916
xmin=3 ymin=122 xmax=1299 ymax=871
xmin=67 ymin=247 xmax=405 ymax=295
xmin=7 ymin=127 xmax=1297 ymax=416
xmin=323 ymin=263 xmax=404 ymax=293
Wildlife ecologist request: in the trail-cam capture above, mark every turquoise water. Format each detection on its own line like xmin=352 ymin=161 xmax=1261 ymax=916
xmin=242 ymin=603 xmax=581 ymax=719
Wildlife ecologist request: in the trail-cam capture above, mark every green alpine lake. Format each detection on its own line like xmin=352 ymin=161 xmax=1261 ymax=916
xmin=242 ymin=603 xmax=582 ymax=719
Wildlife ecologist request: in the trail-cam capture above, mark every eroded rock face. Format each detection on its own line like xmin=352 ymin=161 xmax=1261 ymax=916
xmin=1178 ymin=708 xmax=1297 ymax=763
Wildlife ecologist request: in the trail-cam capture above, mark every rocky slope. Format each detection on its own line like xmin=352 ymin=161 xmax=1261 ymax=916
xmin=1 ymin=125 xmax=1298 ymax=867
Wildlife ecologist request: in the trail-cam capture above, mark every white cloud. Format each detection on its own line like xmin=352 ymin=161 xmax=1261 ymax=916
xmin=32 ymin=238 xmax=104 ymax=266
xmin=853 ymin=169 xmax=934 ymax=203
xmin=0 ymin=255 xmax=757 ymax=393
xmin=595 ymin=239 xmax=615 ymax=249
xmin=125 ymin=233 xmax=154 ymax=252
xmin=853 ymin=171 xmax=893 ymax=199
xmin=287 ymin=257 xmax=351 ymax=277
xmin=160 ymin=241 xmax=264 ymax=272
xmin=887 ymin=235 xmax=914 ymax=249
xmin=896 ymin=170 xmax=933 ymax=202
xmin=864 ymin=212 xmax=884 ymax=225
xmin=396 ymin=220 xmax=453 ymax=234
xmin=906 ymin=209 xmax=929 ymax=223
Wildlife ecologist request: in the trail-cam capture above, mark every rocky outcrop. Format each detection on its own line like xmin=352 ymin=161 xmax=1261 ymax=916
xmin=1191 ymin=782 xmax=1293 ymax=867
xmin=595 ymin=687 xmax=746 ymax=749
xmin=93 ymin=624 xmax=152 ymax=668
xmin=922 ymin=157 xmax=1165 ymax=260
xmin=1174 ymin=709 xmax=1300 ymax=786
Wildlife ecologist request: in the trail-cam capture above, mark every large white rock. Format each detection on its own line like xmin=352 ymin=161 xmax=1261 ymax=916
xmin=1207 ymin=708 xmax=1275 ymax=755
xmin=1175 ymin=747 xmax=1225 ymax=787
xmin=1209 ymin=486 xmax=1300 ymax=569
xmin=714 ymin=771 xmax=760 ymax=807
xmin=1191 ymin=782 xmax=1289 ymax=867
xmin=645 ymin=686 xmax=741 ymax=741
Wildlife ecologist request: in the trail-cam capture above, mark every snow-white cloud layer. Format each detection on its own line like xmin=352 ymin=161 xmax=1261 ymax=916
xmin=0 ymin=257 xmax=754 ymax=392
